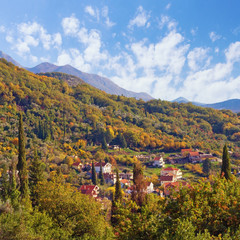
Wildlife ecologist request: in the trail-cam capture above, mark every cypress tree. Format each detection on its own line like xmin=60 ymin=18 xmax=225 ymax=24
xmin=29 ymin=149 xmax=43 ymax=207
xmin=0 ymin=164 xmax=9 ymax=202
xmin=221 ymin=143 xmax=232 ymax=180
xmin=9 ymin=161 xmax=20 ymax=210
xmin=114 ymin=168 xmax=122 ymax=202
xmin=91 ymin=161 xmax=97 ymax=185
xmin=99 ymin=160 xmax=105 ymax=185
xmin=17 ymin=113 xmax=31 ymax=207
xmin=101 ymin=136 xmax=108 ymax=151
xmin=203 ymin=158 xmax=212 ymax=177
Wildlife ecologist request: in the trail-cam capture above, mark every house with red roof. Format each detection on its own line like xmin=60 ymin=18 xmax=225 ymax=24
xmin=159 ymin=175 xmax=176 ymax=185
xmin=188 ymin=152 xmax=201 ymax=163
xmin=163 ymin=182 xmax=190 ymax=196
xmin=161 ymin=167 xmax=182 ymax=180
xmin=72 ymin=162 xmax=83 ymax=171
xmin=181 ymin=149 xmax=192 ymax=155
xmin=95 ymin=162 xmax=112 ymax=174
xmin=153 ymin=156 xmax=165 ymax=167
xmin=80 ymin=185 xmax=99 ymax=198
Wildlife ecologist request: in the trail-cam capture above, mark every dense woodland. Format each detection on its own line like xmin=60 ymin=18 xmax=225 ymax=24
xmin=0 ymin=58 xmax=240 ymax=239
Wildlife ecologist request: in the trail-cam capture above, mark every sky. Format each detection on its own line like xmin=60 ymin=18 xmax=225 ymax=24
xmin=0 ymin=0 xmax=240 ymax=103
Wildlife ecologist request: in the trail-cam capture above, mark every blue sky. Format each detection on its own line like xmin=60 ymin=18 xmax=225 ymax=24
xmin=1 ymin=0 xmax=240 ymax=103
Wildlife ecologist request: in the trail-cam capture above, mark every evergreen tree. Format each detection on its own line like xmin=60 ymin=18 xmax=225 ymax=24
xmin=114 ymin=168 xmax=122 ymax=202
xmin=203 ymin=158 xmax=212 ymax=177
xmin=99 ymin=160 xmax=105 ymax=185
xmin=91 ymin=161 xmax=97 ymax=185
xmin=119 ymin=132 xmax=127 ymax=148
xmin=17 ymin=113 xmax=31 ymax=207
xmin=221 ymin=143 xmax=232 ymax=180
xmin=101 ymin=136 xmax=108 ymax=151
xmin=29 ymin=149 xmax=44 ymax=207
xmin=0 ymin=164 xmax=9 ymax=202
xmin=111 ymin=168 xmax=122 ymax=226
xmin=9 ymin=161 xmax=20 ymax=210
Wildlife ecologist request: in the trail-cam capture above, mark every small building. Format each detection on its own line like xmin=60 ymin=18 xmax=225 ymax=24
xmin=161 ymin=167 xmax=182 ymax=180
xmin=95 ymin=162 xmax=112 ymax=174
xmin=159 ymin=175 xmax=176 ymax=185
xmin=80 ymin=185 xmax=99 ymax=198
xmin=146 ymin=182 xmax=154 ymax=193
xmin=103 ymin=173 xmax=120 ymax=185
xmin=188 ymin=152 xmax=201 ymax=163
xmin=120 ymin=179 xmax=131 ymax=188
xmin=72 ymin=162 xmax=83 ymax=171
xmin=181 ymin=149 xmax=192 ymax=156
xmin=153 ymin=156 xmax=165 ymax=167
xmin=119 ymin=172 xmax=133 ymax=180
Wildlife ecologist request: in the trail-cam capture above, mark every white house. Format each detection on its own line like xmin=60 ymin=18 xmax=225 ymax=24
xmin=95 ymin=162 xmax=112 ymax=174
xmin=153 ymin=156 xmax=165 ymax=167
xmin=161 ymin=167 xmax=182 ymax=180
xmin=146 ymin=182 xmax=154 ymax=193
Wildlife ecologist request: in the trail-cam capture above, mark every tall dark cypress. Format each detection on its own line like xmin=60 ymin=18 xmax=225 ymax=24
xmin=0 ymin=164 xmax=9 ymax=202
xmin=17 ymin=113 xmax=31 ymax=206
xmin=114 ymin=168 xmax=122 ymax=202
xmin=9 ymin=161 xmax=20 ymax=210
xmin=91 ymin=161 xmax=97 ymax=185
xmin=221 ymin=143 xmax=232 ymax=180
xmin=29 ymin=149 xmax=43 ymax=207
xmin=99 ymin=160 xmax=105 ymax=185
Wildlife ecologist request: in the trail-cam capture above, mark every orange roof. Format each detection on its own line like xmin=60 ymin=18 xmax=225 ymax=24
xmin=189 ymin=152 xmax=199 ymax=157
xmin=80 ymin=185 xmax=97 ymax=195
xmin=120 ymin=179 xmax=129 ymax=184
xmin=160 ymin=175 xmax=174 ymax=181
xmin=154 ymin=157 xmax=162 ymax=161
xmin=163 ymin=167 xmax=179 ymax=171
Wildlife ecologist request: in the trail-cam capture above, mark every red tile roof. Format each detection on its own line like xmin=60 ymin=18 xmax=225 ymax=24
xmin=95 ymin=162 xmax=107 ymax=167
xmin=189 ymin=152 xmax=200 ymax=157
xmin=160 ymin=175 xmax=174 ymax=182
xmin=80 ymin=185 xmax=97 ymax=195
xmin=72 ymin=162 xmax=81 ymax=166
xmin=154 ymin=157 xmax=162 ymax=161
xmin=162 ymin=167 xmax=179 ymax=171
xmin=120 ymin=179 xmax=130 ymax=184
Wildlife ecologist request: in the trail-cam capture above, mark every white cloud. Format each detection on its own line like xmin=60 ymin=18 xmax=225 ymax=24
xmin=85 ymin=6 xmax=95 ymax=17
xmin=225 ymin=41 xmax=240 ymax=63
xmin=191 ymin=27 xmax=198 ymax=36
xmin=166 ymin=3 xmax=171 ymax=10
xmin=62 ymin=15 xmax=80 ymax=36
xmin=187 ymin=47 xmax=211 ymax=71
xmin=209 ymin=31 xmax=221 ymax=42
xmin=159 ymin=15 xmax=177 ymax=31
xmin=0 ymin=25 xmax=5 ymax=33
xmin=128 ymin=6 xmax=150 ymax=29
xmin=102 ymin=6 xmax=115 ymax=27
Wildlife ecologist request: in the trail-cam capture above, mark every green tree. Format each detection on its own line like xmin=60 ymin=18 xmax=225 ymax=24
xmin=221 ymin=143 xmax=232 ymax=180
xmin=9 ymin=161 xmax=20 ymax=210
xmin=17 ymin=113 xmax=31 ymax=208
xmin=29 ymin=149 xmax=44 ymax=207
xmin=99 ymin=160 xmax=105 ymax=185
xmin=91 ymin=161 xmax=97 ymax=185
xmin=203 ymin=158 xmax=212 ymax=177
xmin=101 ymin=136 xmax=108 ymax=150
xmin=0 ymin=164 xmax=9 ymax=202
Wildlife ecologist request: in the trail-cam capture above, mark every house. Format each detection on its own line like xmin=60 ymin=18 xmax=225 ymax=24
xmin=188 ymin=152 xmax=201 ymax=163
xmin=80 ymin=185 xmax=99 ymax=198
xmin=181 ymin=149 xmax=192 ymax=156
xmin=146 ymin=182 xmax=154 ymax=193
xmin=159 ymin=175 xmax=176 ymax=185
xmin=95 ymin=162 xmax=112 ymax=174
xmin=103 ymin=173 xmax=120 ymax=185
xmin=153 ymin=156 xmax=165 ymax=167
xmin=119 ymin=172 xmax=133 ymax=180
xmin=120 ymin=179 xmax=131 ymax=188
xmin=72 ymin=162 xmax=83 ymax=171
xmin=161 ymin=167 xmax=182 ymax=180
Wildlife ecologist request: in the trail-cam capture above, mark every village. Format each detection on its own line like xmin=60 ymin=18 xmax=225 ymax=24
xmin=71 ymin=148 xmax=222 ymax=203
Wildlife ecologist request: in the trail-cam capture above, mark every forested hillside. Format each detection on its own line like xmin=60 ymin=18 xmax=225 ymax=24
xmin=0 ymin=58 xmax=240 ymax=239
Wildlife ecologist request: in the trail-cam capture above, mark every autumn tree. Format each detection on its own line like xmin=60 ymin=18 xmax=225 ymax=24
xmin=221 ymin=143 xmax=232 ymax=180
xmin=132 ymin=161 xmax=147 ymax=206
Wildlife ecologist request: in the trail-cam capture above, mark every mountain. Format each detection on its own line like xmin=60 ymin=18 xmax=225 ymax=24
xmin=173 ymin=97 xmax=240 ymax=113
xmin=27 ymin=62 xmax=153 ymax=101
xmin=0 ymin=51 xmax=22 ymax=67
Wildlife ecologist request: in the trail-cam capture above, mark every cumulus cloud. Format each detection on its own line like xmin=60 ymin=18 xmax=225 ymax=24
xmin=187 ymin=47 xmax=211 ymax=71
xmin=128 ymin=6 xmax=150 ymax=29
xmin=85 ymin=6 xmax=95 ymax=17
xmin=209 ymin=31 xmax=221 ymax=42
xmin=102 ymin=6 xmax=115 ymax=27
xmin=225 ymin=41 xmax=240 ymax=63
xmin=62 ymin=15 xmax=80 ymax=36
xmin=158 ymin=15 xmax=177 ymax=31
